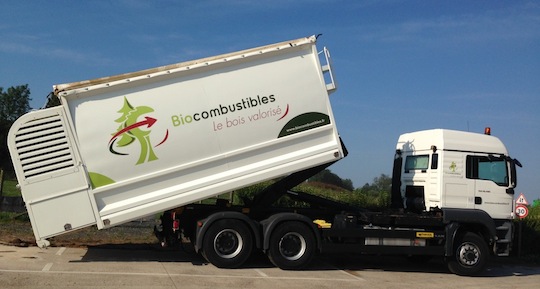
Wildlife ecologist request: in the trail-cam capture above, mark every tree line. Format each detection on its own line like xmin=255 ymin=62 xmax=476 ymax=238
xmin=0 ymin=85 xmax=32 ymax=171
xmin=0 ymin=84 xmax=60 ymax=171
xmin=310 ymin=169 xmax=391 ymax=195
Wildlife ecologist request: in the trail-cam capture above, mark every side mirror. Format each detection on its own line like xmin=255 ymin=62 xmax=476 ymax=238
xmin=508 ymin=158 xmax=521 ymax=189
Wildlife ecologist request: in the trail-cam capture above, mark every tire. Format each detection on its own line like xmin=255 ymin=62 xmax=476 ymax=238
xmin=447 ymin=232 xmax=489 ymax=276
xmin=201 ymin=219 xmax=253 ymax=268
xmin=267 ymin=221 xmax=316 ymax=270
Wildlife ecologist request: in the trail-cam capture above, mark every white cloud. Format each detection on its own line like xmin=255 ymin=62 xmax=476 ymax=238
xmin=355 ymin=4 xmax=540 ymax=47
xmin=0 ymin=33 xmax=113 ymax=66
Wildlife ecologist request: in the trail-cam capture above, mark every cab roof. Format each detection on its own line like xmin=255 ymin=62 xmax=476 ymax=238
xmin=397 ymin=129 xmax=508 ymax=155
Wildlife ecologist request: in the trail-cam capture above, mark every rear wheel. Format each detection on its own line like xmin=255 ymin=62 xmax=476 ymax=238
xmin=267 ymin=221 xmax=316 ymax=270
xmin=447 ymin=232 xmax=489 ymax=276
xmin=202 ymin=219 xmax=253 ymax=268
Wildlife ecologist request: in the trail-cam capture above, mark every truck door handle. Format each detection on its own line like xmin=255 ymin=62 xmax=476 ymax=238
xmin=475 ymin=197 xmax=482 ymax=205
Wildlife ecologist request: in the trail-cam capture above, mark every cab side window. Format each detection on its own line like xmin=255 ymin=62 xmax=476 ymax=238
xmin=404 ymin=155 xmax=429 ymax=173
xmin=466 ymin=156 xmax=508 ymax=186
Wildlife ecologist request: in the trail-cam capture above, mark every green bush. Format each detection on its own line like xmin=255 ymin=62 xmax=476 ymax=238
xmin=232 ymin=181 xmax=389 ymax=210
xmin=0 ymin=211 xmax=29 ymax=222
xmin=514 ymin=205 xmax=540 ymax=260
xmin=293 ymin=182 xmax=389 ymax=209
xmin=1 ymin=179 xmax=20 ymax=197
xmin=233 ymin=181 xmax=275 ymax=205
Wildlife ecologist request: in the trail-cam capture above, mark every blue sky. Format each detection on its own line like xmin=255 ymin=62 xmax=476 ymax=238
xmin=2 ymin=1 xmax=539 ymax=202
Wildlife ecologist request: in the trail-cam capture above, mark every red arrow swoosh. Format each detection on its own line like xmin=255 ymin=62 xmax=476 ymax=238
xmin=277 ymin=104 xmax=289 ymax=121
xmin=109 ymin=116 xmax=157 ymax=144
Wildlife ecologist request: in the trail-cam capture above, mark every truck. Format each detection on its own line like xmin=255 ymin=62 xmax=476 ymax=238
xmin=7 ymin=35 xmax=520 ymax=275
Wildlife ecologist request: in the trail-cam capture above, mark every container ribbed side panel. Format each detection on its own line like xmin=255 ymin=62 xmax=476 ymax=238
xmin=11 ymin=113 xmax=75 ymax=179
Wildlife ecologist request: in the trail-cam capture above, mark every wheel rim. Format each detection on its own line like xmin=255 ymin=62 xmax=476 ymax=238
xmin=279 ymin=232 xmax=306 ymax=261
xmin=457 ymin=241 xmax=480 ymax=266
xmin=214 ymin=229 xmax=243 ymax=259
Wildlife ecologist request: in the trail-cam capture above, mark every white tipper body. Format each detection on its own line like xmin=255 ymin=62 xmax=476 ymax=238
xmin=8 ymin=36 xmax=343 ymax=247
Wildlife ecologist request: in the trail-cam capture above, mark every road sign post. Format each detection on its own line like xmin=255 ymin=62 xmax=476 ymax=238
xmin=515 ymin=193 xmax=529 ymax=258
xmin=518 ymin=218 xmax=522 ymax=258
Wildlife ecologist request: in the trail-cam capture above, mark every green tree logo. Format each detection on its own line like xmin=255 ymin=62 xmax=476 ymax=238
xmin=109 ymin=97 xmax=165 ymax=165
xmin=449 ymin=161 xmax=457 ymax=172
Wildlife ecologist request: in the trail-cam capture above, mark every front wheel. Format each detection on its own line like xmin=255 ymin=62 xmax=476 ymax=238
xmin=267 ymin=221 xmax=316 ymax=270
xmin=201 ymin=219 xmax=253 ymax=268
xmin=447 ymin=232 xmax=489 ymax=276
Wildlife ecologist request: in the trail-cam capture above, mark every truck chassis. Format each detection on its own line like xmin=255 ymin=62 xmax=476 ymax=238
xmin=155 ymin=160 xmax=512 ymax=275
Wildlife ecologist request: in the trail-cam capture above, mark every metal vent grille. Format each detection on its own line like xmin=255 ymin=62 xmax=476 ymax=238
xmin=12 ymin=113 xmax=75 ymax=179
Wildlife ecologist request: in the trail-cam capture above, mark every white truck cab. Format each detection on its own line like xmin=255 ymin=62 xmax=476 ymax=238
xmin=395 ymin=128 xmax=520 ymax=220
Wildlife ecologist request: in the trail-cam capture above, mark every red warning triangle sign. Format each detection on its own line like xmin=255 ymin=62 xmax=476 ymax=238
xmin=516 ymin=193 xmax=529 ymax=205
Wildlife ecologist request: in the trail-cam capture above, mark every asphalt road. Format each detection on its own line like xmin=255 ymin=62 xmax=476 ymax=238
xmin=0 ymin=244 xmax=539 ymax=289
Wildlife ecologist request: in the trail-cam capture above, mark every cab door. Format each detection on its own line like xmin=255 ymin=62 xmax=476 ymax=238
xmin=467 ymin=155 xmax=514 ymax=219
